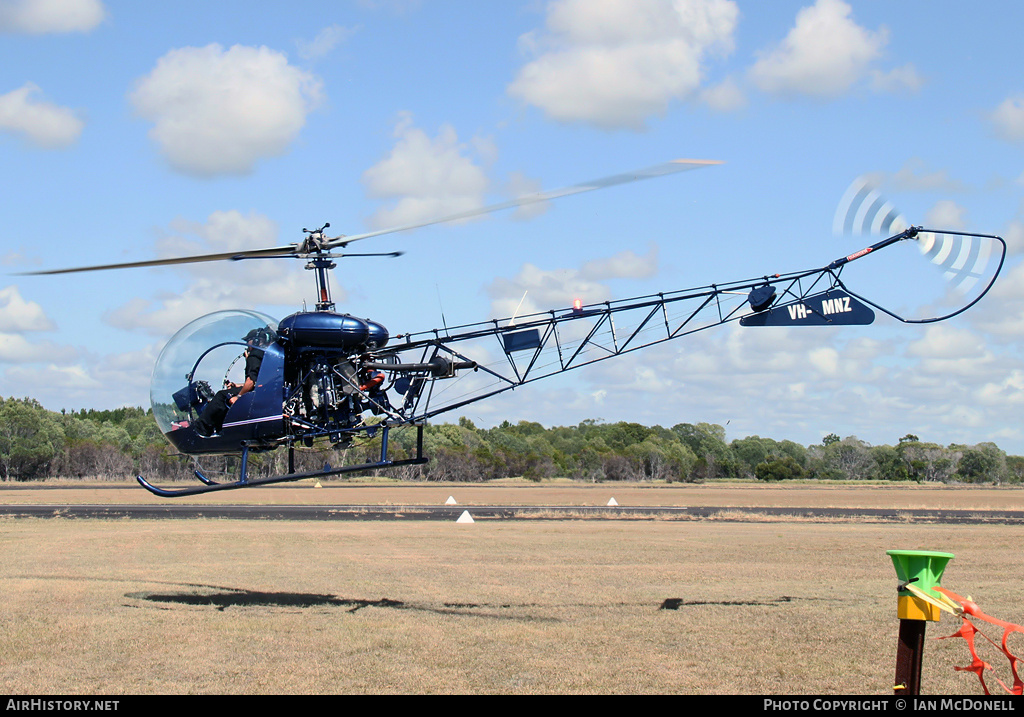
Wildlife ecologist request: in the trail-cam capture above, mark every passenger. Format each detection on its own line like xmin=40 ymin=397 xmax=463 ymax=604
xmin=195 ymin=328 xmax=269 ymax=437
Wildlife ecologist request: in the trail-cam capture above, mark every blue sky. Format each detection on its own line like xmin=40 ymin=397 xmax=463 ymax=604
xmin=3 ymin=0 xmax=1024 ymax=452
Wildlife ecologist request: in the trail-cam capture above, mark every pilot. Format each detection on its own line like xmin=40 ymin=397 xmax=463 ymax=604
xmin=195 ymin=327 xmax=271 ymax=437
xmin=359 ymin=367 xmax=385 ymax=394
xmin=356 ymin=363 xmax=387 ymax=415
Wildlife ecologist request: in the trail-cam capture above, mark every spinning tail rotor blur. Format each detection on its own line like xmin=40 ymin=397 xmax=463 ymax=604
xmin=831 ymin=176 xmax=1005 ymax=323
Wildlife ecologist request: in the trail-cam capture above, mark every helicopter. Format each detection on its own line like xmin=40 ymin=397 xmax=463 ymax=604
xmin=26 ymin=161 xmax=1006 ymax=497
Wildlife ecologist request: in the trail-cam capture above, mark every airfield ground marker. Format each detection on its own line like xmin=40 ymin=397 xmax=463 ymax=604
xmin=888 ymin=549 xmax=1024 ymax=695
xmin=887 ymin=549 xmax=955 ymax=695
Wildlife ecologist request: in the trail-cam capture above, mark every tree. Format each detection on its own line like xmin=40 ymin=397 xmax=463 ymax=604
xmin=624 ymin=439 xmax=672 ymax=481
xmin=754 ymin=455 xmax=807 ymax=481
xmin=672 ymin=422 xmax=734 ymax=478
xmin=731 ymin=436 xmax=778 ymax=478
xmin=777 ymin=440 xmax=807 ymax=466
xmin=896 ymin=441 xmax=957 ymax=483
xmin=0 ymin=397 xmax=65 ymax=481
xmin=1005 ymin=455 xmax=1024 ymax=484
xmin=955 ymin=443 xmax=1007 ymax=484
xmin=871 ymin=445 xmax=910 ymax=481
xmin=820 ymin=436 xmax=874 ymax=480
xmin=58 ymin=419 xmax=135 ymax=479
xmin=604 ymin=421 xmax=653 ymax=450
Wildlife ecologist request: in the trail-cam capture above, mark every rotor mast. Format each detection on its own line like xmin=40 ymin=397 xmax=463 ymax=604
xmin=301 ymin=224 xmax=339 ymax=312
xmin=308 ymin=255 xmax=337 ymax=312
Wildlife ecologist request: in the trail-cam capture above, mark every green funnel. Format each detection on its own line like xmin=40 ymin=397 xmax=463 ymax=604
xmin=887 ymin=550 xmax=954 ymax=621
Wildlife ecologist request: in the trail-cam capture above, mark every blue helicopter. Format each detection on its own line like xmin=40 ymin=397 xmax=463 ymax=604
xmin=28 ymin=162 xmax=1006 ymax=496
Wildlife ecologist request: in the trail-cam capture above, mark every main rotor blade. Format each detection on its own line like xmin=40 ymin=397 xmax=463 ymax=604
xmin=21 ymin=158 xmax=720 ymax=275
xmin=325 ymin=158 xmax=723 ymax=249
xmin=18 ymin=245 xmax=299 ymax=276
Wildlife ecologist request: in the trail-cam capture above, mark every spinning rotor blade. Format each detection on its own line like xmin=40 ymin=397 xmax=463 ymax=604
xmin=22 ymin=158 xmax=720 ymax=276
xmin=20 ymin=245 xmax=299 ymax=276
xmin=915 ymin=229 xmax=996 ymax=294
xmin=833 ymin=175 xmax=908 ymax=237
xmin=322 ymin=158 xmax=723 ymax=249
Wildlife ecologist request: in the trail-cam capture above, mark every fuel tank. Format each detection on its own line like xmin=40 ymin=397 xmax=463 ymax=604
xmin=277 ymin=311 xmax=389 ymax=350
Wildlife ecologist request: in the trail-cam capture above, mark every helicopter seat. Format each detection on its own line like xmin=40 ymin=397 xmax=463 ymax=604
xmin=172 ymin=380 xmax=214 ymax=412
xmin=219 ymin=342 xmax=286 ymax=440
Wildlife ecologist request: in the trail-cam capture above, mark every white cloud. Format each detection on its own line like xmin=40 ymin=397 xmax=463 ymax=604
xmin=296 ymin=24 xmax=358 ymax=61
xmin=487 ymin=264 xmax=610 ymax=319
xmin=906 ymin=324 xmax=987 ymax=361
xmin=889 ymin=160 xmax=968 ymax=194
xmin=540 ymin=316 xmax=1016 ymax=449
xmin=0 ymin=284 xmax=84 ymax=403
xmin=486 ymin=244 xmax=659 ymax=318
xmin=507 ymin=0 xmax=739 ymax=129
xmin=0 ymin=333 xmax=76 ymax=364
xmin=0 ymin=286 xmax=54 ymax=331
xmin=130 ymin=44 xmax=323 ymax=177
xmin=924 ymin=200 xmax=967 ymax=230
xmin=4 ymin=363 xmax=99 ymax=391
xmin=0 ymin=0 xmax=104 ymax=34
xmin=361 ymin=113 xmax=491 ymax=229
xmin=698 ymin=76 xmax=747 ymax=112
xmin=978 ymin=370 xmax=1024 ymax=408
xmin=85 ymin=344 xmax=157 ymax=398
xmin=990 ymin=95 xmax=1024 ymax=144
xmin=502 ymin=171 xmax=547 ymax=221
xmin=0 ymin=343 xmax=159 ymax=410
xmin=749 ymin=0 xmax=887 ymax=98
xmin=0 ymin=83 xmax=83 ymax=148
xmin=1005 ymin=221 xmax=1024 ymax=256
xmin=971 ymin=261 xmax=1024 ymax=340
xmin=580 ymin=244 xmax=658 ymax=281
xmin=103 ymin=211 xmax=309 ymax=336
xmin=870 ymin=63 xmax=924 ymax=94
xmin=515 ymin=323 xmax=879 ymax=440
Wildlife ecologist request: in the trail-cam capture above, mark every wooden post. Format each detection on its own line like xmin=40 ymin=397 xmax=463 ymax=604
xmin=894 ymin=618 xmax=926 ymax=695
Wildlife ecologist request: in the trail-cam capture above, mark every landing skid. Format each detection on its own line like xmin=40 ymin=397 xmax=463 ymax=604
xmin=137 ymin=424 xmax=426 ymax=498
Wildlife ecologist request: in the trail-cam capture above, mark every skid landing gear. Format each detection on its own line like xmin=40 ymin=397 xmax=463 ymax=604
xmin=137 ymin=424 xmax=426 ymax=497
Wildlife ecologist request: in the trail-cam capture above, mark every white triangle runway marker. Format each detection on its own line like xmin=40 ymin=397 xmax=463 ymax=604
xmin=456 ymin=510 xmax=475 ymax=524
xmin=445 ymin=496 xmax=458 ymax=505
xmin=607 ymin=497 xmax=619 ymax=506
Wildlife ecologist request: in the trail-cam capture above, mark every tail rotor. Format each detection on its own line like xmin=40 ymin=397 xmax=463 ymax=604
xmin=833 ymin=175 xmax=996 ymax=295
xmin=833 ymin=176 xmax=908 ymax=238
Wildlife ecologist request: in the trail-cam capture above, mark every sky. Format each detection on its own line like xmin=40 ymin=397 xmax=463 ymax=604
xmin=3 ymin=0 xmax=1024 ymax=452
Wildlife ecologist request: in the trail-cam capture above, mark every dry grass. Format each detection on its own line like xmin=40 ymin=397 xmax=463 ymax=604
xmin=5 ymin=479 xmax=1024 ymax=511
xmin=2 ymin=510 xmax=1023 ymax=695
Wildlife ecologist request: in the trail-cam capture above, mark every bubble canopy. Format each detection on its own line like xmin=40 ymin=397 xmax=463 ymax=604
xmin=151 ymin=310 xmax=278 ymax=435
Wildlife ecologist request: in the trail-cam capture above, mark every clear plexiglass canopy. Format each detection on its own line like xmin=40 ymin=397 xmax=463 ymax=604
xmin=150 ymin=310 xmax=278 ymax=434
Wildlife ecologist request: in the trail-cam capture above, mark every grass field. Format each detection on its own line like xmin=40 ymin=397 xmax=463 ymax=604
xmin=1 ymin=481 xmax=1022 ymax=695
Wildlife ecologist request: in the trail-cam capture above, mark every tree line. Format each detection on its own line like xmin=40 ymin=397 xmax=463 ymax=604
xmin=0 ymin=396 xmax=1021 ymax=484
